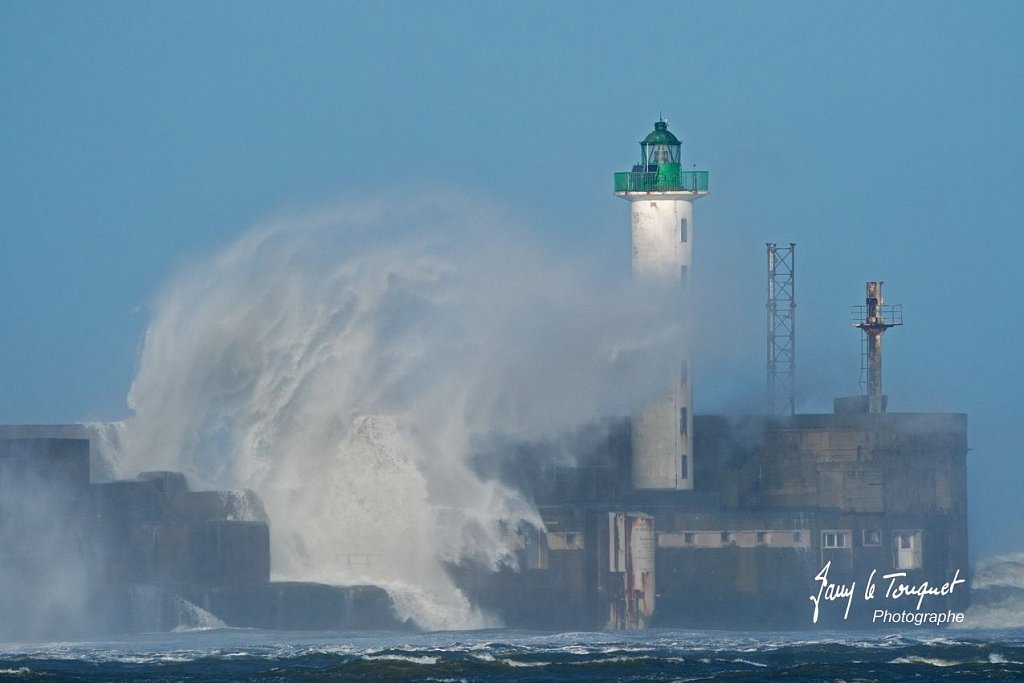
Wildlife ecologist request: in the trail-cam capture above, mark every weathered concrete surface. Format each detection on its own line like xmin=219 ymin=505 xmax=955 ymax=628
xmin=0 ymin=430 xmax=406 ymax=637
xmin=461 ymin=410 xmax=969 ymax=629
xmin=186 ymin=583 xmax=407 ymax=630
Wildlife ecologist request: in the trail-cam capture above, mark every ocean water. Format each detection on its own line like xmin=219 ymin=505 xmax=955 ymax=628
xmin=0 ymin=628 xmax=1021 ymax=682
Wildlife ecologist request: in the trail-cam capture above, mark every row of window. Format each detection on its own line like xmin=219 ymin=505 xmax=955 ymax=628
xmin=663 ymin=528 xmax=922 ymax=566
xmin=822 ymin=529 xmax=922 ymax=569
xmin=662 ymin=530 xmax=810 ymax=549
xmin=821 ymin=529 xmax=917 ymax=548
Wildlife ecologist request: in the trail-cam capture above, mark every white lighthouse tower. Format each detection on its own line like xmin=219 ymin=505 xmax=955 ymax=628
xmin=614 ymin=120 xmax=709 ymax=490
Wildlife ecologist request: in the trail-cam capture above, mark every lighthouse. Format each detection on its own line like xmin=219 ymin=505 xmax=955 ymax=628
xmin=614 ymin=120 xmax=709 ymax=490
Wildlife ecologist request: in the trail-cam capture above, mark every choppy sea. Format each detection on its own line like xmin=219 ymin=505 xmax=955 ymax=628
xmin=1 ymin=628 xmax=1022 ymax=682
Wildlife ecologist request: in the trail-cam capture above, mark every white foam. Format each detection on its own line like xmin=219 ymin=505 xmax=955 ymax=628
xmin=362 ymin=654 xmax=438 ymax=665
xmin=959 ymin=597 xmax=1024 ymax=629
xmin=172 ymin=599 xmax=227 ymax=632
xmin=110 ymin=197 xmax=683 ymax=629
xmin=889 ymin=656 xmax=963 ymax=666
xmin=82 ymin=421 xmax=128 ymax=482
xmin=505 ymin=659 xmax=549 ymax=667
xmin=971 ymin=553 xmax=1024 ymax=590
xmin=731 ymin=658 xmax=768 ymax=667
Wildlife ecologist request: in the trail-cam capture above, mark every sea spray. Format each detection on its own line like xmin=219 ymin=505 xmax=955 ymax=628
xmin=173 ymin=599 xmax=228 ymax=632
xmin=959 ymin=553 xmax=1024 ymax=629
xmin=83 ymin=420 xmax=128 ymax=482
xmin=108 ymin=195 xmax=685 ymax=628
xmin=0 ymin=448 xmax=94 ymax=639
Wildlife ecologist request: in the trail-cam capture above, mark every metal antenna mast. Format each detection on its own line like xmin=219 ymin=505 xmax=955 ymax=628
xmin=766 ymin=243 xmax=796 ymax=415
xmin=852 ymin=281 xmax=902 ymax=413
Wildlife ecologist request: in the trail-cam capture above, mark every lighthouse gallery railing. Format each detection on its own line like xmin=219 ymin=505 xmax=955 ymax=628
xmin=614 ymin=170 xmax=709 ymax=193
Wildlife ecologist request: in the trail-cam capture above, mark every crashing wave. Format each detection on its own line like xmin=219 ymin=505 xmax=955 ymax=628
xmin=958 ymin=553 xmax=1024 ymax=629
xmin=105 ymin=196 xmax=682 ymax=629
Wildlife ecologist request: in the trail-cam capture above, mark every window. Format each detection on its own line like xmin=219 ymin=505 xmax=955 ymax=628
xmin=721 ymin=531 xmax=732 ymax=544
xmin=680 ymin=454 xmax=688 ymax=479
xmin=680 ymin=408 xmax=688 ymax=436
xmin=894 ymin=531 xmax=922 ymax=569
xmin=756 ymin=532 xmax=768 ymax=545
xmin=680 ymin=218 xmax=688 ymax=243
xmin=822 ymin=531 xmax=848 ymax=549
xmin=793 ymin=531 xmax=803 ymax=543
xmin=680 ymin=265 xmax=688 ymax=289
xmin=684 ymin=532 xmax=695 ymax=545
xmin=863 ymin=529 xmax=882 ymax=546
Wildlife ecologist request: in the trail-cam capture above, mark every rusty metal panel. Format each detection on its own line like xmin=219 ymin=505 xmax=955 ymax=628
xmin=629 ymin=514 xmax=655 ymax=620
xmin=607 ymin=512 xmax=655 ymax=629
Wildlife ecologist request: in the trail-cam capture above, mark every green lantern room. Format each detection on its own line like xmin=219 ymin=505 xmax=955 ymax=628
xmin=614 ymin=120 xmax=709 ymax=194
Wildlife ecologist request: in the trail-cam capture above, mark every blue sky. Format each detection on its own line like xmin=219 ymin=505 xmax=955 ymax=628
xmin=2 ymin=1 xmax=1022 ymax=558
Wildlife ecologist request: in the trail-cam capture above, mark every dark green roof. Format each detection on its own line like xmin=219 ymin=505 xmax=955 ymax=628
xmin=642 ymin=120 xmax=680 ymax=146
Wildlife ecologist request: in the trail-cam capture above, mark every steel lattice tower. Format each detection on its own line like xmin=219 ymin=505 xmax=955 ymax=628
xmin=766 ymin=243 xmax=796 ymax=415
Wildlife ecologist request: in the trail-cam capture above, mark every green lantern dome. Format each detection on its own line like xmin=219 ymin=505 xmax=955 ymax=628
xmin=642 ymin=120 xmax=680 ymax=147
xmin=640 ymin=120 xmax=681 ymax=166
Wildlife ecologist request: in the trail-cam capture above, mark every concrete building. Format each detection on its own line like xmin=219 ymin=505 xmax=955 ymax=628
xmin=454 ymin=122 xmax=969 ymax=630
xmin=0 ymin=427 xmax=404 ymax=638
xmin=458 ymin=408 xmax=968 ymax=629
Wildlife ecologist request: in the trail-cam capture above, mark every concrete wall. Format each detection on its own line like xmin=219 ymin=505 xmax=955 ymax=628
xmin=0 ymin=432 xmax=355 ymax=637
xmin=0 ymin=437 xmax=96 ymax=639
xmin=457 ymin=409 xmax=970 ymax=629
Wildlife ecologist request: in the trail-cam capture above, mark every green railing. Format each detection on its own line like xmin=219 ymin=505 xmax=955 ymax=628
xmin=614 ymin=169 xmax=709 ymax=193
